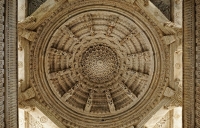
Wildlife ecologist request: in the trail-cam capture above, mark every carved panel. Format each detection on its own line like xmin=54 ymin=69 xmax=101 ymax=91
xmin=28 ymin=0 xmax=47 ymax=16
xmin=150 ymin=0 xmax=171 ymax=20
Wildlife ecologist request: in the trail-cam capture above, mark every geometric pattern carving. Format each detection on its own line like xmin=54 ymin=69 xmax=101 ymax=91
xmin=29 ymin=0 xmax=170 ymax=127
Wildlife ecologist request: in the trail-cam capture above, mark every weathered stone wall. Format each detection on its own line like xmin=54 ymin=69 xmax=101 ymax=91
xmin=0 ymin=0 xmax=18 ymax=127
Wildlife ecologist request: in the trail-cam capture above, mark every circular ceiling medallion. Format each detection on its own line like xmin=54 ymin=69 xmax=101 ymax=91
xmin=80 ymin=44 xmax=120 ymax=84
xmin=30 ymin=0 xmax=168 ymax=127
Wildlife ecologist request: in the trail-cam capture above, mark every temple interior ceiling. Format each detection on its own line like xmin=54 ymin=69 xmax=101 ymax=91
xmin=18 ymin=0 xmax=183 ymax=128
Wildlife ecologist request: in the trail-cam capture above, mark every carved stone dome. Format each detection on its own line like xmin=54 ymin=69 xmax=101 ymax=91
xmin=30 ymin=0 xmax=169 ymax=127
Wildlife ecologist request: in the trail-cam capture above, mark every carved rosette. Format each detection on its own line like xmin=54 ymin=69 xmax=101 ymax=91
xmin=29 ymin=0 xmax=169 ymax=127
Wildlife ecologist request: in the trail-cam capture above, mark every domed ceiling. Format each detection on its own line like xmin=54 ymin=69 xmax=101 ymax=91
xmin=28 ymin=0 xmax=172 ymax=127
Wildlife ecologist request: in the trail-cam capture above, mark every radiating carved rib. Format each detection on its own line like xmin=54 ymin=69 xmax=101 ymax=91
xmin=106 ymin=15 xmax=119 ymax=36
xmin=105 ymin=90 xmax=115 ymax=113
xmin=84 ymin=89 xmax=94 ymax=112
xmin=50 ymin=68 xmax=71 ymax=79
xmin=49 ymin=48 xmax=72 ymax=56
xmin=127 ymin=51 xmax=151 ymax=61
xmin=120 ymin=27 xmax=140 ymax=45
xmin=83 ymin=14 xmax=95 ymax=35
xmin=61 ymin=25 xmax=81 ymax=44
xmin=119 ymin=82 xmax=137 ymax=101
xmin=61 ymin=82 xmax=80 ymax=101
xmin=61 ymin=25 xmax=75 ymax=38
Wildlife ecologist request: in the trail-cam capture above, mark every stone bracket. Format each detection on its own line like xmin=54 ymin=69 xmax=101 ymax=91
xmin=18 ymin=87 xmax=36 ymax=103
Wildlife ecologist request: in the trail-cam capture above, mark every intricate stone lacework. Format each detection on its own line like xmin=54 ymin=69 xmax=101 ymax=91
xmin=81 ymin=44 xmax=120 ymax=84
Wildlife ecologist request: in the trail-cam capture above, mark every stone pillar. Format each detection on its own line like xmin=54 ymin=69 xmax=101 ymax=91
xmin=0 ymin=0 xmax=18 ymax=127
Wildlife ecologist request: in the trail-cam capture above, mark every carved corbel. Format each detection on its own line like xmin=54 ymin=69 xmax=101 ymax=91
xmin=162 ymin=35 xmax=176 ymax=45
xmin=163 ymin=87 xmax=175 ymax=97
xmin=164 ymin=79 xmax=182 ymax=108
xmin=18 ymin=16 xmax=36 ymax=28
xmin=18 ymin=87 xmax=36 ymax=103
xmin=18 ymin=28 xmax=37 ymax=42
